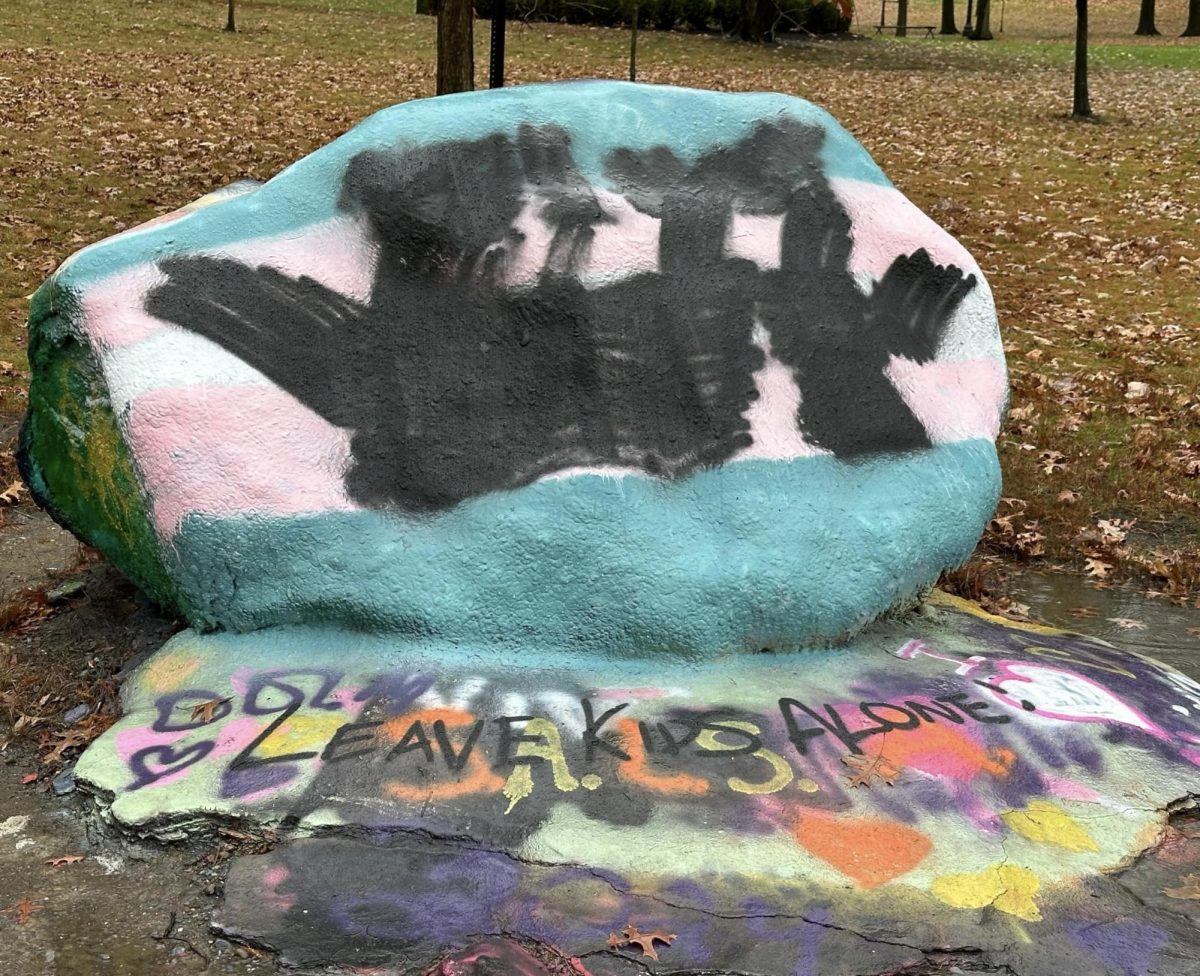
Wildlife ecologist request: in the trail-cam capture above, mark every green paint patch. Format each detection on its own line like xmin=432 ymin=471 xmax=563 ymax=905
xmin=20 ymin=284 xmax=183 ymax=613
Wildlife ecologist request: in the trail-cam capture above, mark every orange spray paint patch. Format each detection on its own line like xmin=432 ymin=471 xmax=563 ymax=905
xmin=616 ymin=718 xmax=710 ymax=796
xmin=381 ymin=707 xmax=504 ymax=802
xmin=792 ymin=809 xmax=932 ymax=889
xmin=865 ymin=714 xmax=1015 ymax=782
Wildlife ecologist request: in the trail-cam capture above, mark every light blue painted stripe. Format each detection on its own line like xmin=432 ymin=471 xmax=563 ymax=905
xmin=171 ymin=439 xmax=999 ymax=654
xmin=51 ymin=82 xmax=891 ymax=290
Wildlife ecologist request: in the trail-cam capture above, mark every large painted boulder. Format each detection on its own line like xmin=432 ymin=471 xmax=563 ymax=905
xmin=19 ymin=82 xmax=1005 ymax=652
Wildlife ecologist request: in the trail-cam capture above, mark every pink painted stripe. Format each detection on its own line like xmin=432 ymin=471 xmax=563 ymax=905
xmin=126 ymin=385 xmax=356 ymax=536
xmin=887 ymin=356 xmax=1007 ymax=443
xmin=831 ymin=178 xmax=979 ymax=279
xmin=81 ymin=217 xmax=377 ymax=350
xmin=81 ymin=265 xmax=171 ymax=350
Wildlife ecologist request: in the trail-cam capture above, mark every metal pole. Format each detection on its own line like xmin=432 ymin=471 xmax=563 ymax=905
xmin=489 ymin=0 xmax=506 ymax=88
xmin=963 ymin=0 xmax=974 ymax=33
xmin=629 ymin=1 xmax=638 ymax=82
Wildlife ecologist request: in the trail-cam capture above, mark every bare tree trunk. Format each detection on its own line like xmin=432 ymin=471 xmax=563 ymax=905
xmin=1073 ymin=0 xmax=1092 ymax=117
xmin=1183 ymin=0 xmax=1200 ymax=35
xmin=740 ymin=0 xmax=775 ymax=41
xmin=437 ymin=0 xmax=475 ymax=95
xmin=969 ymin=0 xmax=992 ymax=37
xmin=940 ymin=0 xmax=958 ymax=34
xmin=1134 ymin=0 xmax=1159 ymax=34
xmin=897 ymin=0 xmax=909 ymax=36
xmin=417 ymin=0 xmax=437 ymax=14
xmin=226 ymin=0 xmax=236 ymax=31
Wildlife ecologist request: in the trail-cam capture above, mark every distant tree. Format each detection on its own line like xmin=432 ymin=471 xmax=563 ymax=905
xmin=897 ymin=0 xmax=909 ymax=36
xmin=967 ymin=0 xmax=992 ymax=37
xmin=437 ymin=0 xmax=474 ymax=94
xmin=1073 ymin=0 xmax=1092 ymax=117
xmin=740 ymin=0 xmax=776 ymax=41
xmin=1184 ymin=0 xmax=1200 ymax=35
xmin=417 ymin=0 xmax=436 ymax=13
xmin=940 ymin=0 xmax=959 ymax=34
xmin=226 ymin=0 xmax=236 ymax=31
xmin=1134 ymin=0 xmax=1160 ymax=35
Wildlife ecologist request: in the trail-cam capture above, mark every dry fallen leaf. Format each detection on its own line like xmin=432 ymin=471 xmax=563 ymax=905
xmin=20 ymin=772 xmax=37 ymax=785
xmin=0 ymin=481 xmax=26 ymax=506
xmin=188 ymin=697 xmax=232 ymax=724
xmin=1085 ymin=558 xmax=1113 ymax=580
xmin=2 ymin=898 xmax=42 ymax=925
xmin=1165 ymin=874 xmax=1200 ymax=900
xmin=1070 ymin=606 xmax=1098 ymax=618
xmin=42 ymin=728 xmax=93 ymax=765
xmin=45 ymin=855 xmax=84 ymax=868
xmin=607 ymin=924 xmax=677 ymax=961
xmin=1097 ymin=519 xmax=1132 ymax=544
xmin=843 ymin=752 xmax=903 ymax=788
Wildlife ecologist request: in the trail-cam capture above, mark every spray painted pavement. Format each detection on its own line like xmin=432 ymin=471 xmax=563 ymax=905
xmin=74 ymin=592 xmax=1200 ymax=975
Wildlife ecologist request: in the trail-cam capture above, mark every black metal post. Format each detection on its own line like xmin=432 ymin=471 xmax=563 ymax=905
xmin=629 ymin=1 xmax=638 ymax=82
xmin=963 ymin=0 xmax=974 ymax=33
xmin=489 ymin=0 xmax=506 ymax=89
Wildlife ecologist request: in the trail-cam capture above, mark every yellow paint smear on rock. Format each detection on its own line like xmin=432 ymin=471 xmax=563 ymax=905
xmin=1002 ymin=800 xmax=1099 ymax=853
xmin=256 ymin=713 xmax=347 ymax=757
xmin=143 ymin=653 xmax=200 ymax=693
xmin=931 ymin=863 xmax=1042 ymax=921
xmin=928 ymin=590 xmax=1067 ymax=636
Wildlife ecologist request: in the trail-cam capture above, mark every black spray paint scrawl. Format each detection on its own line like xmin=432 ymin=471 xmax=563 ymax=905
xmin=146 ymin=118 xmax=977 ymax=513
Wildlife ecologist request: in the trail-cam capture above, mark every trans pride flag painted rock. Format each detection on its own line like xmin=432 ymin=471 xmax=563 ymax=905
xmin=19 ymin=82 xmax=1006 ymax=652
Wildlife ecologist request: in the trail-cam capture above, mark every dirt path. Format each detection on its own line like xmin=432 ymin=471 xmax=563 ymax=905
xmin=0 ymin=418 xmax=273 ymax=974
xmin=0 ymin=752 xmax=273 ymax=976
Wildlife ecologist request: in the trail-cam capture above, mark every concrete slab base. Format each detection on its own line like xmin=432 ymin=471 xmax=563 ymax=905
xmin=76 ymin=593 xmax=1200 ymax=974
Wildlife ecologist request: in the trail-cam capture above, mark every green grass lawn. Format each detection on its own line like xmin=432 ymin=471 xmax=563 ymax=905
xmin=1 ymin=0 xmax=1197 ymax=593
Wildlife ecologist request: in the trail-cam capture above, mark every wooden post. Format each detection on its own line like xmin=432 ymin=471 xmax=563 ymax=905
xmin=437 ymin=0 xmax=475 ymax=95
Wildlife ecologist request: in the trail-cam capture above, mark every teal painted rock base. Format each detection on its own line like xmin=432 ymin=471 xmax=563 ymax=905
xmin=76 ymin=596 xmax=1200 ymax=975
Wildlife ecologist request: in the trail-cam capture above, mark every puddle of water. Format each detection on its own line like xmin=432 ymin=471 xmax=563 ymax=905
xmin=1007 ymin=571 xmax=1200 ymax=679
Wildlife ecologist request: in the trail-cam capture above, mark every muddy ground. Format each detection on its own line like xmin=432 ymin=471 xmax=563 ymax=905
xmin=1 ymin=415 xmax=273 ymax=975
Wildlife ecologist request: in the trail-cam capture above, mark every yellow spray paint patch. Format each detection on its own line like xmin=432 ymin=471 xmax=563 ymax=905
xmin=503 ymin=766 xmax=535 ymax=814
xmin=143 ymin=653 xmax=200 ymax=694
xmin=928 ymin=590 xmax=1067 ymax=636
xmin=931 ymin=863 xmax=1042 ymax=921
xmin=256 ymin=713 xmax=346 ymax=758
xmin=1002 ymin=800 xmax=1099 ymax=853
xmin=695 ymin=721 xmax=793 ymax=794
xmin=501 ymin=718 xmax=579 ymax=814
